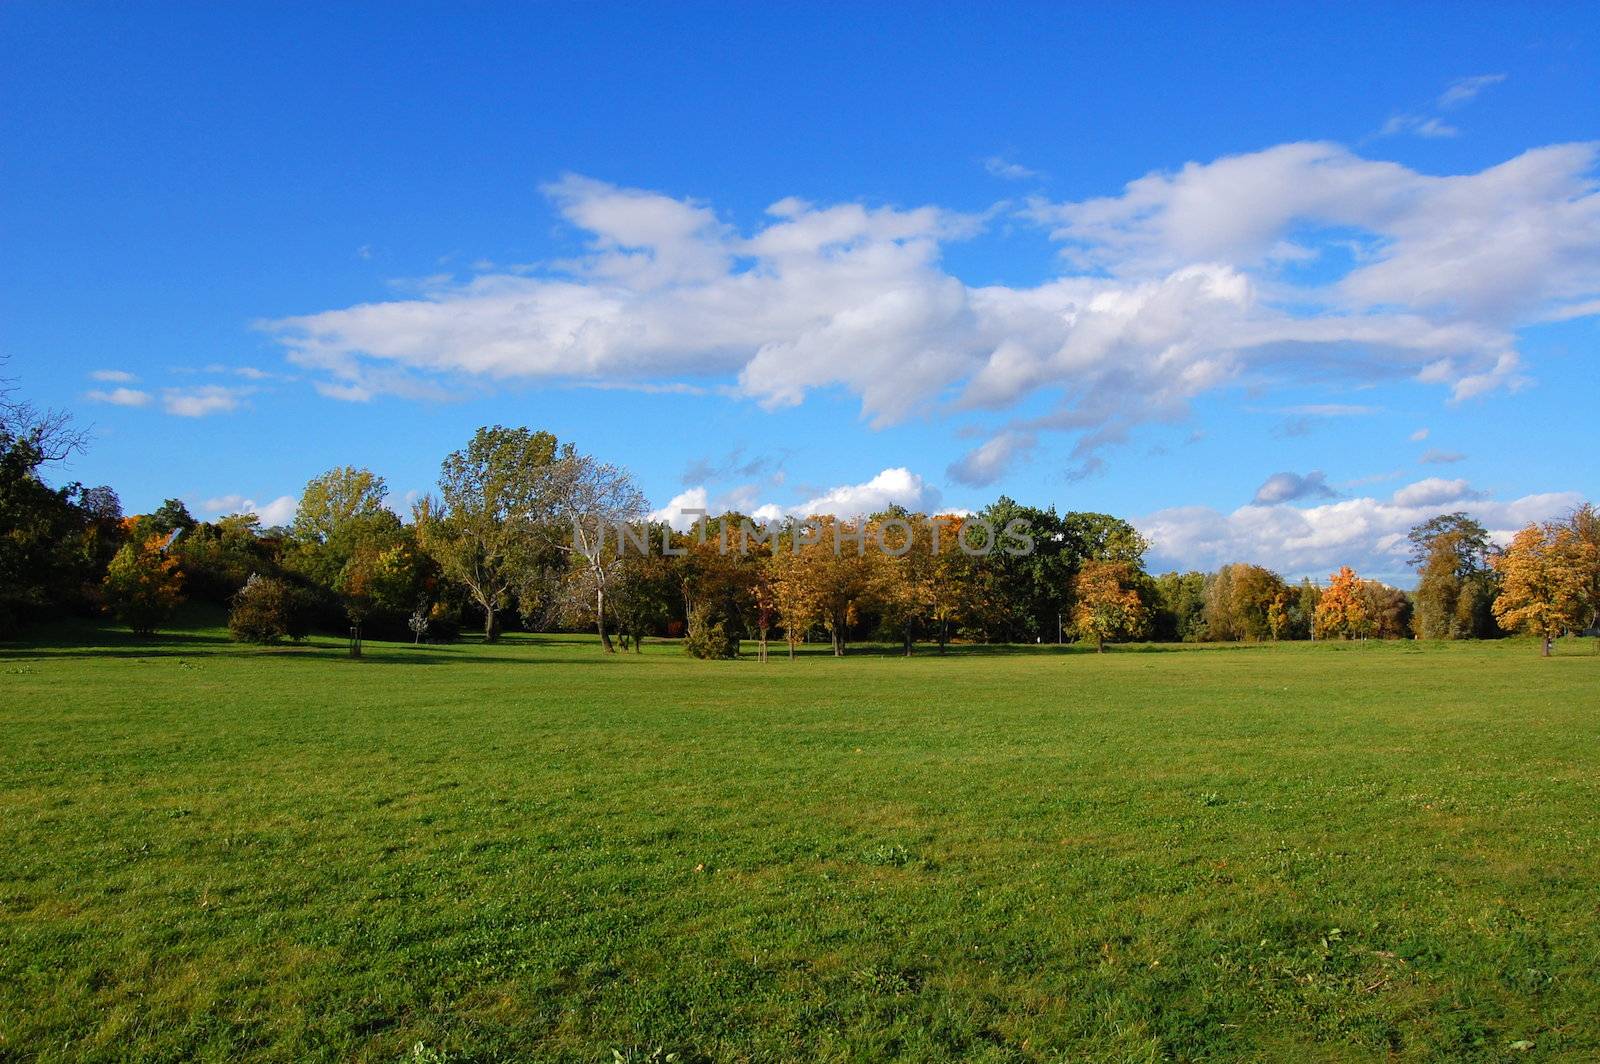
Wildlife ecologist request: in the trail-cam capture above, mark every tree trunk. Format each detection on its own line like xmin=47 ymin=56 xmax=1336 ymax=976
xmin=759 ymin=626 xmax=768 ymax=663
xmin=596 ymin=584 xmax=614 ymax=653
xmin=938 ymin=619 xmax=948 ymax=655
xmin=483 ymin=606 xmax=499 ymax=643
xmin=1096 ymin=633 xmax=1105 ymax=653
xmin=1543 ymin=633 xmax=1553 ymax=657
xmin=904 ymin=629 xmax=913 ymax=657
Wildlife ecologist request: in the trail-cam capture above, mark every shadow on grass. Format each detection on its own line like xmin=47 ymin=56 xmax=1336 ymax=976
xmin=4 ymin=617 xmax=1301 ymax=665
xmin=731 ymin=638 xmax=1264 ymax=660
xmin=0 ymin=614 xmax=614 ymax=665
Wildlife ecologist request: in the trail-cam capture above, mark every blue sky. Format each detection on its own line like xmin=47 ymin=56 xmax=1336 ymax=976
xmin=3 ymin=3 xmax=1596 ymax=584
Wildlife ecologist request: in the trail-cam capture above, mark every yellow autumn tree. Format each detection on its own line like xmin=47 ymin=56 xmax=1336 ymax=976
xmin=1313 ymin=565 xmax=1368 ymax=640
xmin=1071 ymin=560 xmax=1146 ymax=652
xmin=101 ymin=535 xmax=184 ymax=635
xmin=765 ymin=529 xmax=820 ymax=660
xmin=1492 ymin=522 xmax=1589 ymax=656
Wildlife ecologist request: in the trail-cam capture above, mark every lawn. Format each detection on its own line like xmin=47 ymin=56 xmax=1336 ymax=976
xmin=2 ymin=624 xmax=1597 ymax=1062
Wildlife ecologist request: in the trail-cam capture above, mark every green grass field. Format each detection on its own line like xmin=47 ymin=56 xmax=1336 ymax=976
xmin=3 ymin=623 xmax=1598 ymax=1062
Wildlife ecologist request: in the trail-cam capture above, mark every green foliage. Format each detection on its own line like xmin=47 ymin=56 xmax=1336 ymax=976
xmin=1408 ymin=512 xmax=1491 ymax=572
xmin=1149 ymin=570 xmax=1207 ymax=641
xmin=291 ymin=466 xmax=389 ymax=546
xmin=415 ymin=426 xmax=570 ymax=641
xmin=173 ymin=513 xmax=279 ymax=603
xmin=1412 ymin=513 xmax=1499 ymax=639
xmin=0 ymin=433 xmax=107 ymax=633
xmin=146 ymin=498 xmax=197 ymax=537
xmin=682 ymin=602 xmax=739 ymax=659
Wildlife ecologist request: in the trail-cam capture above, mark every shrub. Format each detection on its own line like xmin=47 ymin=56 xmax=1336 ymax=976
xmin=228 ymin=574 xmax=310 ymax=644
xmin=682 ymin=603 xmax=739 ymax=660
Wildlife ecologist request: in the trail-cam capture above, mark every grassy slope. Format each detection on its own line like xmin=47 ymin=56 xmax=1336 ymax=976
xmin=1 ymin=624 xmax=1597 ymax=1063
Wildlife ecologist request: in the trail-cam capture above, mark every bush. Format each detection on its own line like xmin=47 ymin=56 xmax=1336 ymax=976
xmin=682 ymin=603 xmax=739 ymax=660
xmin=228 ymin=574 xmax=310 ymax=644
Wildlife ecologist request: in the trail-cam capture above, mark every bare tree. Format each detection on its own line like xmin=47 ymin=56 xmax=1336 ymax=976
xmin=545 ymin=454 xmax=647 ymax=653
xmin=1 ymin=360 xmax=89 ymax=463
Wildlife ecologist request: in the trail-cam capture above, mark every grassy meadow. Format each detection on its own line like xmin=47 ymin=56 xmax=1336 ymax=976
xmin=2 ymin=621 xmax=1598 ymax=1062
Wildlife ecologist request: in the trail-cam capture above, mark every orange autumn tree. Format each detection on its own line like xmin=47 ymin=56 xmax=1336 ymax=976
xmin=1313 ymin=566 xmax=1369 ymax=640
xmin=1492 ymin=522 xmax=1590 ymax=657
xmin=101 ymin=534 xmax=183 ymax=635
xmin=1071 ymin=559 xmax=1147 ymax=652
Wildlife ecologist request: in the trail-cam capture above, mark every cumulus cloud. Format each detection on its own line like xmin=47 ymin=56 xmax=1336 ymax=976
xmin=86 ymin=387 xmax=151 ymax=407
xmin=201 ymin=493 xmax=298 ymax=526
xmin=1140 ymin=484 xmax=1580 ymax=585
xmin=89 ymin=369 xmax=136 ymax=383
xmin=267 ymin=144 xmax=1600 ymax=483
xmin=655 ymin=467 xmax=944 ymax=526
xmin=163 ymin=385 xmax=251 ymax=417
xmin=648 ymin=486 xmax=710 ymax=530
xmin=792 ymin=466 xmax=940 ymax=517
xmin=1252 ymin=471 xmax=1337 ymax=504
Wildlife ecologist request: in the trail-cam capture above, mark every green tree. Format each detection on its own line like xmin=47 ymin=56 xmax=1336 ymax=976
xmin=291 ymin=466 xmax=389 ymax=545
xmin=415 ymin=426 xmax=567 ymax=642
xmin=1150 ymin=571 xmax=1207 ymax=641
xmin=1410 ymin=513 xmax=1495 ymax=639
xmin=0 ymin=433 xmax=102 ymax=633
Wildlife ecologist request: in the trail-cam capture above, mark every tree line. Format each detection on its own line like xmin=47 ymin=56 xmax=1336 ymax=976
xmin=4 ymin=386 xmax=1597 ymax=656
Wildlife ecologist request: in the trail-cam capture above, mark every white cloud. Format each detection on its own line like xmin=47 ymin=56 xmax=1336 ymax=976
xmin=984 ymin=155 xmax=1041 ymax=181
xmin=163 ymin=385 xmax=250 ymax=417
xmin=266 ymin=146 xmax=1600 ymax=484
xmin=793 ymin=467 xmax=939 ymax=518
xmin=656 ymin=467 xmax=944 ymax=525
xmin=200 ymin=493 xmax=298 ymax=526
xmin=89 ymin=369 xmax=136 ymax=383
xmin=85 ymin=387 xmax=151 ymax=407
xmin=1409 ymin=427 xmax=1430 ymax=441
xmin=1380 ymin=114 xmax=1459 ymax=139
xmin=1140 ymin=485 xmax=1581 ymax=585
xmin=1391 ymin=476 xmax=1482 ymax=508
xmin=1438 ymin=74 xmax=1505 ymax=109
xmin=648 ymin=487 xmax=710 ymax=530
xmin=1419 ymin=448 xmax=1466 ymax=464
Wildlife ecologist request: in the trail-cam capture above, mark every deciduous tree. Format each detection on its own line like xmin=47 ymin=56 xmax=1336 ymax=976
xmin=1313 ymin=566 xmax=1369 ymax=640
xmin=1492 ymin=523 xmax=1589 ymax=656
xmin=1071 ymin=560 xmax=1147 ymax=652
xmin=102 ymin=535 xmax=183 ymax=635
xmin=414 ymin=426 xmax=566 ymax=642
